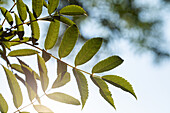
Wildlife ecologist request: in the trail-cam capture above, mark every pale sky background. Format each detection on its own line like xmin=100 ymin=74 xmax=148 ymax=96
xmin=0 ymin=0 xmax=170 ymax=113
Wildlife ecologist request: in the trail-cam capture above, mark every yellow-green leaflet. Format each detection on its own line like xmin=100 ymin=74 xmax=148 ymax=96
xmin=52 ymin=72 xmax=70 ymax=88
xmin=28 ymin=11 xmax=40 ymax=40
xmin=17 ymin=0 xmax=27 ymax=21
xmin=102 ymin=75 xmax=137 ymax=99
xmin=33 ymin=105 xmax=53 ymax=113
xmin=10 ymin=37 xmax=30 ymax=46
xmin=2 ymin=65 xmax=23 ymax=108
xmin=14 ymin=13 xmax=24 ymax=40
xmin=90 ymin=75 xmax=116 ymax=109
xmin=0 ymin=7 xmax=13 ymax=25
xmin=92 ymin=56 xmax=124 ymax=73
xmin=73 ymin=69 xmax=88 ymax=109
xmin=59 ymin=24 xmax=79 ymax=58
xmin=43 ymin=0 xmax=48 ymax=8
xmin=37 ymin=54 xmax=49 ymax=92
xmin=75 ymin=38 xmax=103 ymax=66
xmin=59 ymin=5 xmax=87 ymax=16
xmin=32 ymin=0 xmax=43 ymax=18
xmin=45 ymin=19 xmax=60 ymax=50
xmin=8 ymin=49 xmax=39 ymax=57
xmin=48 ymin=0 xmax=59 ymax=14
xmin=0 ymin=93 xmax=8 ymax=112
xmin=47 ymin=92 xmax=80 ymax=105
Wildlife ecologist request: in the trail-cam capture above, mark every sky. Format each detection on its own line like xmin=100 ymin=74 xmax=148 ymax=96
xmin=0 ymin=0 xmax=170 ymax=113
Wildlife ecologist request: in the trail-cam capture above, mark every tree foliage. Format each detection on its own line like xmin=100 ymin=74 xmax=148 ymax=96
xmin=0 ymin=0 xmax=136 ymax=112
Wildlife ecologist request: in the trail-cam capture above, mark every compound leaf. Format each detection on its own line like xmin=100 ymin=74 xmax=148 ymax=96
xmin=33 ymin=105 xmax=53 ymax=113
xmin=45 ymin=19 xmax=60 ymax=50
xmin=52 ymin=72 xmax=70 ymax=88
xmin=75 ymin=38 xmax=102 ymax=66
xmin=92 ymin=56 xmax=124 ymax=73
xmin=8 ymin=49 xmax=39 ymax=57
xmin=90 ymin=75 xmax=115 ymax=109
xmin=102 ymin=75 xmax=137 ymax=99
xmin=2 ymin=65 xmax=23 ymax=108
xmin=47 ymin=92 xmax=80 ymax=105
xmin=0 ymin=93 xmax=8 ymax=112
xmin=58 ymin=24 xmax=79 ymax=58
xmin=59 ymin=5 xmax=87 ymax=16
xmin=32 ymin=0 xmax=43 ymax=18
xmin=17 ymin=0 xmax=27 ymax=21
xmin=37 ymin=54 xmax=49 ymax=92
xmin=48 ymin=0 xmax=59 ymax=14
xmin=73 ymin=69 xmax=88 ymax=109
xmin=0 ymin=7 xmax=13 ymax=25
xmin=14 ymin=13 xmax=24 ymax=40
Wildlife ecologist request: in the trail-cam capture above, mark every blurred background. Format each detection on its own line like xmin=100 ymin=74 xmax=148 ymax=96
xmin=0 ymin=0 xmax=170 ymax=113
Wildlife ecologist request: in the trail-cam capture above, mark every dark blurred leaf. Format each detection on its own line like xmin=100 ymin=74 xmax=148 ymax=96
xmin=2 ymin=65 xmax=23 ymax=108
xmin=45 ymin=19 xmax=60 ymax=50
xmin=58 ymin=24 xmax=79 ymax=58
xmin=75 ymin=38 xmax=103 ymax=66
xmin=57 ymin=59 xmax=67 ymax=76
xmin=42 ymin=49 xmax=51 ymax=62
xmin=102 ymin=75 xmax=137 ymax=99
xmin=0 ymin=7 xmax=13 ymax=25
xmin=47 ymin=92 xmax=80 ymax=105
xmin=0 ymin=93 xmax=8 ymax=112
xmin=8 ymin=49 xmax=39 ymax=57
xmin=59 ymin=5 xmax=87 ymax=16
xmin=92 ymin=56 xmax=124 ymax=73
xmin=90 ymin=75 xmax=115 ymax=109
xmin=52 ymin=72 xmax=70 ymax=88
xmin=15 ymin=73 xmax=25 ymax=86
xmin=37 ymin=54 xmax=49 ymax=92
xmin=17 ymin=0 xmax=27 ymax=21
xmin=73 ymin=69 xmax=88 ymax=109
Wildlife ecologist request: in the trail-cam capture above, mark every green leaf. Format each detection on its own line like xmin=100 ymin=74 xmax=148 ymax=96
xmin=52 ymin=72 xmax=70 ymax=88
xmin=92 ymin=56 xmax=124 ymax=73
xmin=0 ymin=7 xmax=13 ymax=25
xmin=42 ymin=50 xmax=51 ymax=62
xmin=2 ymin=41 xmax=11 ymax=49
xmin=43 ymin=0 xmax=48 ymax=8
xmin=45 ymin=19 xmax=60 ymax=50
xmin=73 ymin=69 xmax=88 ymax=109
xmin=15 ymin=73 xmax=26 ymax=86
xmin=4 ymin=30 xmax=17 ymax=40
xmin=21 ymin=64 xmax=37 ymax=101
xmin=47 ymin=92 xmax=80 ymax=105
xmin=57 ymin=59 xmax=67 ymax=76
xmin=48 ymin=0 xmax=59 ymax=14
xmin=8 ymin=49 xmax=39 ymax=57
xmin=2 ymin=65 xmax=23 ymax=108
xmin=14 ymin=13 xmax=24 ymax=40
xmin=11 ymin=63 xmax=40 ymax=80
xmin=37 ymin=54 xmax=49 ymax=92
xmin=19 ymin=112 xmax=30 ymax=113
xmin=102 ymin=75 xmax=137 ymax=99
xmin=32 ymin=0 xmax=43 ymax=18
xmin=28 ymin=10 xmax=40 ymax=40
xmin=90 ymin=75 xmax=116 ymax=109
xmin=33 ymin=105 xmax=53 ymax=113
xmin=59 ymin=5 xmax=87 ymax=16
xmin=58 ymin=24 xmax=79 ymax=58
xmin=75 ymin=38 xmax=103 ymax=66
xmin=53 ymin=14 xmax=75 ymax=26
xmin=10 ymin=37 xmax=30 ymax=46
xmin=0 ymin=93 xmax=8 ymax=112
xmin=17 ymin=0 xmax=27 ymax=21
